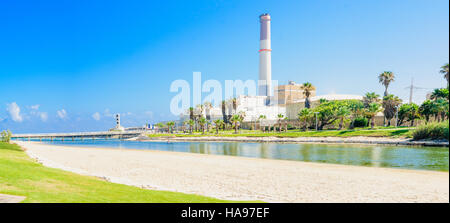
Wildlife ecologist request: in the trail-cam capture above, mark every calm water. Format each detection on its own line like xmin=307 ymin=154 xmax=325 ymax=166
xmin=40 ymin=139 xmax=449 ymax=171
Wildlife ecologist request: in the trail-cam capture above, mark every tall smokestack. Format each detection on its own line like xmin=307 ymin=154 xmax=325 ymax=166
xmin=258 ymin=13 xmax=272 ymax=97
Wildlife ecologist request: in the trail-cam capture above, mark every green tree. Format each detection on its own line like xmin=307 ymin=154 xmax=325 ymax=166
xmin=277 ymin=114 xmax=284 ymax=132
xmin=189 ymin=107 xmax=194 ymax=121
xmin=298 ymin=108 xmax=313 ymax=131
xmin=336 ymin=106 xmax=351 ymax=130
xmin=187 ymin=119 xmax=195 ymax=134
xmin=221 ymin=100 xmax=228 ymax=126
xmin=313 ymin=100 xmax=344 ymax=130
xmin=258 ymin=115 xmax=267 ymax=132
xmin=363 ymin=92 xmax=380 ymax=107
xmin=382 ymin=94 xmax=402 ymax=126
xmin=301 ymin=82 xmax=316 ymax=108
xmin=1 ymin=130 xmax=12 ymax=143
xmin=419 ymin=100 xmax=437 ymax=123
xmin=365 ymin=103 xmax=382 ymax=129
xmin=434 ymin=98 xmax=449 ymax=122
xmin=166 ymin=121 xmax=175 ymax=134
xmin=156 ymin=122 xmax=166 ymax=132
xmin=398 ymin=103 xmax=419 ymax=127
xmin=430 ymin=88 xmax=449 ymax=101
xmin=348 ymin=100 xmax=365 ymax=129
xmin=214 ymin=119 xmax=224 ymax=134
xmin=198 ymin=117 xmax=207 ymax=134
xmin=230 ymin=115 xmax=242 ymax=134
xmin=231 ymin=98 xmax=237 ymax=115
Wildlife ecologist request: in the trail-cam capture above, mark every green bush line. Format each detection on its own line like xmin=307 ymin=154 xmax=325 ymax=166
xmin=412 ymin=122 xmax=449 ymax=140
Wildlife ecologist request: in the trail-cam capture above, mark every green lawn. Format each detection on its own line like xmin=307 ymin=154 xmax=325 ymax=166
xmin=0 ymin=142 xmax=255 ymax=203
xmin=149 ymin=128 xmax=413 ymax=138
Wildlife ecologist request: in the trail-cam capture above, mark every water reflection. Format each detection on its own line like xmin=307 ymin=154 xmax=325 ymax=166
xmin=43 ymin=139 xmax=449 ymax=171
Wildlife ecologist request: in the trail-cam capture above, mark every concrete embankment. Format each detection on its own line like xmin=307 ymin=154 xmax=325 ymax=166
xmin=138 ymin=136 xmax=449 ymax=147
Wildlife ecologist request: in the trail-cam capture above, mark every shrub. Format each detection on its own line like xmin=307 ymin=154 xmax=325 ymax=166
xmin=0 ymin=130 xmax=12 ymax=143
xmin=412 ymin=122 xmax=449 ymax=140
xmin=287 ymin=124 xmax=296 ymax=130
xmin=353 ymin=117 xmax=368 ymax=128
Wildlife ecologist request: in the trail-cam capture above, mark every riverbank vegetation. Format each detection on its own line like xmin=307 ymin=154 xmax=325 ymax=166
xmin=412 ymin=122 xmax=449 ymax=141
xmin=148 ymin=128 xmax=412 ymax=138
xmin=0 ymin=142 xmax=251 ymax=203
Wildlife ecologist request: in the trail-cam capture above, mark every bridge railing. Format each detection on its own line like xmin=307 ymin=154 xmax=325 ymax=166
xmin=12 ymin=130 xmax=154 ymax=138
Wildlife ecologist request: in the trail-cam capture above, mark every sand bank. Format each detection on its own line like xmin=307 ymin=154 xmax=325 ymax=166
xmin=16 ymin=141 xmax=449 ymax=203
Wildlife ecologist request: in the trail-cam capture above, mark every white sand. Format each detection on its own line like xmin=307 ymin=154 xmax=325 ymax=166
xmin=16 ymin=141 xmax=449 ymax=203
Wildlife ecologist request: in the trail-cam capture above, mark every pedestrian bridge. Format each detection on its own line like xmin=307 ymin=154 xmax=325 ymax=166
xmin=12 ymin=130 xmax=152 ymax=141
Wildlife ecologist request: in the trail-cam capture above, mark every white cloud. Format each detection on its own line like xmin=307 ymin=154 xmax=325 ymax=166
xmin=103 ymin=108 xmax=113 ymax=117
xmin=30 ymin=104 xmax=40 ymax=110
xmin=57 ymin=109 xmax=67 ymax=119
xmin=6 ymin=102 xmax=23 ymax=122
xmin=92 ymin=112 xmax=101 ymax=121
xmin=40 ymin=112 xmax=48 ymax=122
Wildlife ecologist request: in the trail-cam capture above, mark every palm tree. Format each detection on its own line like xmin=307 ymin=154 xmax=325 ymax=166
xmin=378 ymin=71 xmax=395 ymax=96
xmin=298 ymin=108 xmax=312 ymax=131
xmin=166 ymin=121 xmax=175 ymax=134
xmin=230 ymin=115 xmax=242 ymax=134
xmin=156 ymin=122 xmax=166 ymax=133
xmin=336 ymin=107 xmax=351 ymax=130
xmin=284 ymin=117 xmax=288 ymax=132
xmin=204 ymin=101 xmax=212 ymax=132
xmin=258 ymin=115 xmax=267 ymax=132
xmin=214 ymin=119 xmax=224 ymax=134
xmin=221 ymin=100 xmax=228 ymax=127
xmin=277 ymin=114 xmax=284 ymax=132
xmin=440 ymin=63 xmax=449 ymax=89
xmin=434 ymin=98 xmax=449 ymax=122
xmin=301 ymin=82 xmax=316 ymax=108
xmin=189 ymin=107 xmax=195 ymax=131
xmin=382 ymin=94 xmax=402 ymax=126
xmin=363 ymin=92 xmax=380 ymax=107
xmin=189 ymin=107 xmax=194 ymax=121
xmin=430 ymin=88 xmax=449 ymax=101
xmin=198 ymin=117 xmax=207 ymax=134
xmin=195 ymin=104 xmax=204 ymax=132
xmin=365 ymin=103 xmax=382 ymax=129
xmin=348 ymin=100 xmax=365 ymax=129
xmin=182 ymin=120 xmax=189 ymax=133
xmin=187 ymin=119 xmax=195 ymax=134
xmin=232 ymin=98 xmax=237 ymax=115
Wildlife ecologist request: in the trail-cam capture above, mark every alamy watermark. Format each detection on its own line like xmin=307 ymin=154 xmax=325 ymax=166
xmin=169 ymin=72 xmax=279 ymax=116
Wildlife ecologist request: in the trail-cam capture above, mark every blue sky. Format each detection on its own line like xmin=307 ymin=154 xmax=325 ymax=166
xmin=1 ymin=0 xmax=449 ymax=133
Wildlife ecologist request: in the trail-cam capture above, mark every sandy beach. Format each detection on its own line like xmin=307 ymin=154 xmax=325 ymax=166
xmin=15 ymin=141 xmax=449 ymax=203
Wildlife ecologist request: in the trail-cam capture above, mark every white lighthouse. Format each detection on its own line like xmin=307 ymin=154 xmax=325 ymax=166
xmin=258 ymin=13 xmax=272 ymax=97
xmin=113 ymin=114 xmax=125 ymax=131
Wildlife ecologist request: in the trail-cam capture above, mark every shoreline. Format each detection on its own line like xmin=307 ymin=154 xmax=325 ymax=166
xmin=135 ymin=135 xmax=449 ymax=147
xmin=15 ymin=141 xmax=449 ymax=203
